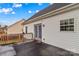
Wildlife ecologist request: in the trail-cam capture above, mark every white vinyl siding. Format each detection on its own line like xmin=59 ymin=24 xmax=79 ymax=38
xmin=24 ymin=7 xmax=79 ymax=53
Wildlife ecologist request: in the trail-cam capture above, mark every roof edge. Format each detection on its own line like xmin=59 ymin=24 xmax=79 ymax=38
xmin=8 ymin=19 xmax=25 ymax=28
xmin=23 ymin=3 xmax=77 ymax=25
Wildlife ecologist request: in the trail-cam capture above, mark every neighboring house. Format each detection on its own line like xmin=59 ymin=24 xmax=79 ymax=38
xmin=23 ymin=3 xmax=79 ymax=54
xmin=7 ymin=19 xmax=25 ymax=34
xmin=0 ymin=26 xmax=7 ymax=35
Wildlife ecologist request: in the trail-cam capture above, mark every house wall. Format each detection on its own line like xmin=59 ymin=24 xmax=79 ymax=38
xmin=42 ymin=8 xmax=79 ymax=53
xmin=7 ymin=20 xmax=24 ymax=34
xmin=24 ymin=20 xmax=43 ymax=38
xmin=24 ymin=8 xmax=79 ymax=53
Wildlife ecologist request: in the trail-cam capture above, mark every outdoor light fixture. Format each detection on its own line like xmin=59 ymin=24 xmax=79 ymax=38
xmin=43 ymin=24 xmax=45 ymax=27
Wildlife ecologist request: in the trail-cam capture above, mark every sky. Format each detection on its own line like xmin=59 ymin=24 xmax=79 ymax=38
xmin=0 ymin=3 xmax=51 ymax=26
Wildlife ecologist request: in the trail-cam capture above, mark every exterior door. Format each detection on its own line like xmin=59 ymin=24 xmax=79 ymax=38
xmin=34 ymin=23 xmax=42 ymax=40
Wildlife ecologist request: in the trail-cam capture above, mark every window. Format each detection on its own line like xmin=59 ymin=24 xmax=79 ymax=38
xmin=60 ymin=18 xmax=74 ymax=31
xmin=25 ymin=26 xmax=28 ymax=33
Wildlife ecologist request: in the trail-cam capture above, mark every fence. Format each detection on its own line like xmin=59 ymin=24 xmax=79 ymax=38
xmin=23 ymin=33 xmax=33 ymax=40
xmin=0 ymin=34 xmax=23 ymax=45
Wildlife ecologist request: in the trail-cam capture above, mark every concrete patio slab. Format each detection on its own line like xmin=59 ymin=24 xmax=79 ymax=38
xmin=13 ymin=41 xmax=79 ymax=56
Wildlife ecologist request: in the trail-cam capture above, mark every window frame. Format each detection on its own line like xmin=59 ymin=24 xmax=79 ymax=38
xmin=25 ymin=26 xmax=28 ymax=33
xmin=60 ymin=18 xmax=74 ymax=32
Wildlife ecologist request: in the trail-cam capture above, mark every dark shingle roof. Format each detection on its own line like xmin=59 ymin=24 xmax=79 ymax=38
xmin=27 ymin=3 xmax=71 ymax=20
